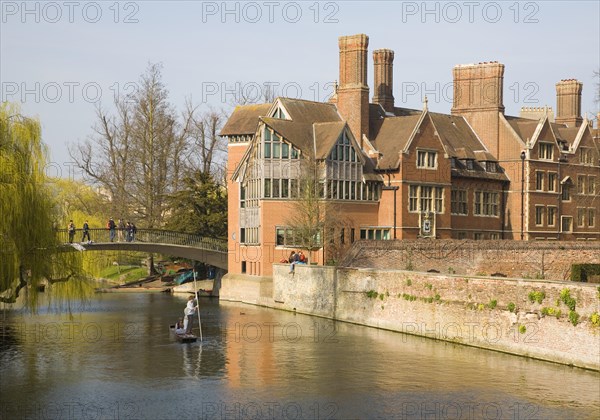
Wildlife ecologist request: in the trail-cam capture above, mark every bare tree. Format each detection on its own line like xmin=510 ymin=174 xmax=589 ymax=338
xmin=284 ymin=156 xmax=348 ymax=264
xmin=70 ymin=63 xmax=194 ymax=227
xmin=184 ymin=106 xmax=227 ymax=176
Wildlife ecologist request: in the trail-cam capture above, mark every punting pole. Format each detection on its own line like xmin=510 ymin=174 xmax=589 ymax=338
xmin=193 ymin=269 xmax=203 ymax=342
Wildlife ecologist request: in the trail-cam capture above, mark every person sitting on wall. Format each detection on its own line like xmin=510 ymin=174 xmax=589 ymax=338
xmin=298 ymin=251 xmax=306 ymax=264
xmin=289 ymin=250 xmax=299 ymax=274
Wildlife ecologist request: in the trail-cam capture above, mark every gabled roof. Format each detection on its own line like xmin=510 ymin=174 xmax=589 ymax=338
xmin=261 ymin=117 xmax=314 ymax=155
xmin=370 ymin=114 xmax=422 ymax=169
xmin=220 ymin=103 xmax=272 ymax=136
xmin=277 ymin=98 xmax=341 ymax=124
xmin=504 ymin=116 xmax=538 ymax=143
xmin=429 ymin=112 xmax=489 ymax=158
xmin=314 ymin=121 xmax=346 ymax=159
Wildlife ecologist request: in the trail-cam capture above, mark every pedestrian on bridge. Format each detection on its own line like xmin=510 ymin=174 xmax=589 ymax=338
xmin=118 ymin=219 xmax=125 ymax=242
xmin=67 ymin=220 xmax=75 ymax=243
xmin=107 ymin=218 xmax=116 ymax=242
xmin=81 ymin=220 xmax=91 ymax=243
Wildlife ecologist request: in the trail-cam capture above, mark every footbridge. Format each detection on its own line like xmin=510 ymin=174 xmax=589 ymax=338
xmin=58 ymin=228 xmax=228 ymax=269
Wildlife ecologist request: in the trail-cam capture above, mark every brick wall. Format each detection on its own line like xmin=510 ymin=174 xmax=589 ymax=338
xmin=341 ymin=240 xmax=600 ymax=281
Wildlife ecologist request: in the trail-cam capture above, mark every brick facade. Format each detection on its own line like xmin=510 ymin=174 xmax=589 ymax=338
xmin=222 ymin=33 xmax=600 ymax=277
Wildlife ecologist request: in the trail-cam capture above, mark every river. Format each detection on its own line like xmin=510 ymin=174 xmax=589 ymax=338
xmin=0 ymin=293 xmax=598 ymax=419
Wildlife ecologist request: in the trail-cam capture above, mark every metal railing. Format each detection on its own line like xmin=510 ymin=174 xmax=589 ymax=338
xmin=56 ymin=228 xmax=228 ymax=253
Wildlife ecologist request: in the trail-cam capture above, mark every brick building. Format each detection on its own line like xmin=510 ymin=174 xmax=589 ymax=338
xmin=221 ymin=33 xmax=600 ymax=277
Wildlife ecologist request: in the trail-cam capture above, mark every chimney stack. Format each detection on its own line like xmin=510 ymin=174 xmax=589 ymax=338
xmin=555 ymin=79 xmax=583 ymax=127
xmin=451 ymin=61 xmax=505 ymax=158
xmin=336 ymin=34 xmax=370 ymax=141
xmin=373 ymin=49 xmax=395 ymax=113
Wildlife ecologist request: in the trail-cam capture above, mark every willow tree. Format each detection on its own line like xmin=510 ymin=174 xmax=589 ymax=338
xmin=0 ymin=103 xmax=88 ymax=308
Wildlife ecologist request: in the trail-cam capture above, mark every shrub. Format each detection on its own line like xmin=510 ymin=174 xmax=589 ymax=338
xmin=560 ymin=288 xmax=576 ymax=311
xmin=366 ymin=290 xmax=378 ymax=299
xmin=405 ymin=279 xmax=412 ymax=286
xmin=528 ymin=291 xmax=545 ymax=304
xmin=434 ymin=294 xmax=441 ymax=302
xmin=568 ymin=310 xmax=580 ymax=326
xmin=519 ymin=325 xmax=526 ymax=334
xmin=571 ymin=264 xmax=600 ymax=282
xmin=590 ymin=312 xmax=600 ymax=327
xmin=507 ymin=302 xmax=516 ymax=312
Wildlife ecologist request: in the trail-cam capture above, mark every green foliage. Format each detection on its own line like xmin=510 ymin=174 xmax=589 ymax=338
xmin=366 ymin=290 xmax=378 ymax=299
xmin=447 ymin=267 xmax=455 ymax=274
xmin=402 ymin=293 xmax=417 ymax=302
xmin=570 ymin=264 xmax=600 ymax=282
xmin=559 ymin=288 xmax=576 ymax=311
xmin=0 ymin=103 xmax=87 ymax=309
xmin=507 ymin=302 xmax=516 ymax=313
xmin=424 ymin=283 xmax=433 ymax=290
xmin=597 ymin=286 xmax=600 ymax=298
xmin=434 ymin=294 xmax=441 ymax=302
xmin=166 ymin=171 xmax=227 ymax=238
xmin=405 ymin=278 xmax=412 ymax=286
xmin=590 ymin=312 xmax=600 ymax=327
xmin=541 ymin=307 xmax=561 ymax=319
xmin=98 ymin=265 xmax=147 ymax=283
xmin=488 ymin=299 xmax=497 ymax=309
xmin=528 ymin=291 xmax=546 ymax=304
xmin=568 ymin=310 xmax=580 ymax=326
xmin=477 ymin=303 xmax=485 ymax=311
xmin=519 ymin=325 xmax=527 ymax=334
xmin=379 ymin=293 xmax=385 ymax=301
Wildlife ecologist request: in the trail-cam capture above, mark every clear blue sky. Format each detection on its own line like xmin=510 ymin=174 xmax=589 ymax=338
xmin=2 ymin=1 xmax=599 ymax=175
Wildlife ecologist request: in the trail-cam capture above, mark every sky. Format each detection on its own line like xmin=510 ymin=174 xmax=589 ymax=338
xmin=2 ymin=0 xmax=599 ymax=178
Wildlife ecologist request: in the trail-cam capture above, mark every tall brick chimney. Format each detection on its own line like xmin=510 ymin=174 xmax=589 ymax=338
xmin=373 ymin=49 xmax=394 ymax=113
xmin=451 ymin=62 xmax=505 ymax=158
xmin=336 ymin=34 xmax=370 ymax=141
xmin=555 ymin=79 xmax=583 ymax=127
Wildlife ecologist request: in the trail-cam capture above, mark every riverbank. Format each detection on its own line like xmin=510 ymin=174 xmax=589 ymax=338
xmin=220 ymin=266 xmax=600 ymax=371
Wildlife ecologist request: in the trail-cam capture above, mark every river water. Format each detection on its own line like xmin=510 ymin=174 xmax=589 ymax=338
xmin=0 ymin=293 xmax=598 ymax=420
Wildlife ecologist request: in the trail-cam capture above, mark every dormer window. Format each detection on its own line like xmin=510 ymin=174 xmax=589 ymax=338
xmin=263 ymin=127 xmax=299 ymax=160
xmin=539 ymin=143 xmax=554 ymax=160
xmin=484 ymin=161 xmax=497 ymax=172
xmin=465 ymin=159 xmax=474 ymax=170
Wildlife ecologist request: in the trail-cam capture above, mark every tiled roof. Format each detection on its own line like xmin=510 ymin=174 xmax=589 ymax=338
xmin=278 ymin=98 xmax=341 ymax=124
xmin=505 ymin=116 xmax=538 ymax=142
xmin=261 ymin=117 xmax=315 ymax=155
xmin=220 ymin=103 xmax=272 ymax=136
xmin=371 ymin=114 xmax=422 ymax=169
xmin=429 ymin=112 xmax=488 ymax=158
xmin=314 ymin=122 xmax=346 ymax=159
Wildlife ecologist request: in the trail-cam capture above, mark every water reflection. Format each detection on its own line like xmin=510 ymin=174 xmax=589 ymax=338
xmin=0 ymin=294 xmax=598 ymax=419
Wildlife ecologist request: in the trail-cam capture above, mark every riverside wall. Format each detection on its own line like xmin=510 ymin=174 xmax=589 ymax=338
xmin=221 ymin=265 xmax=600 ymax=370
